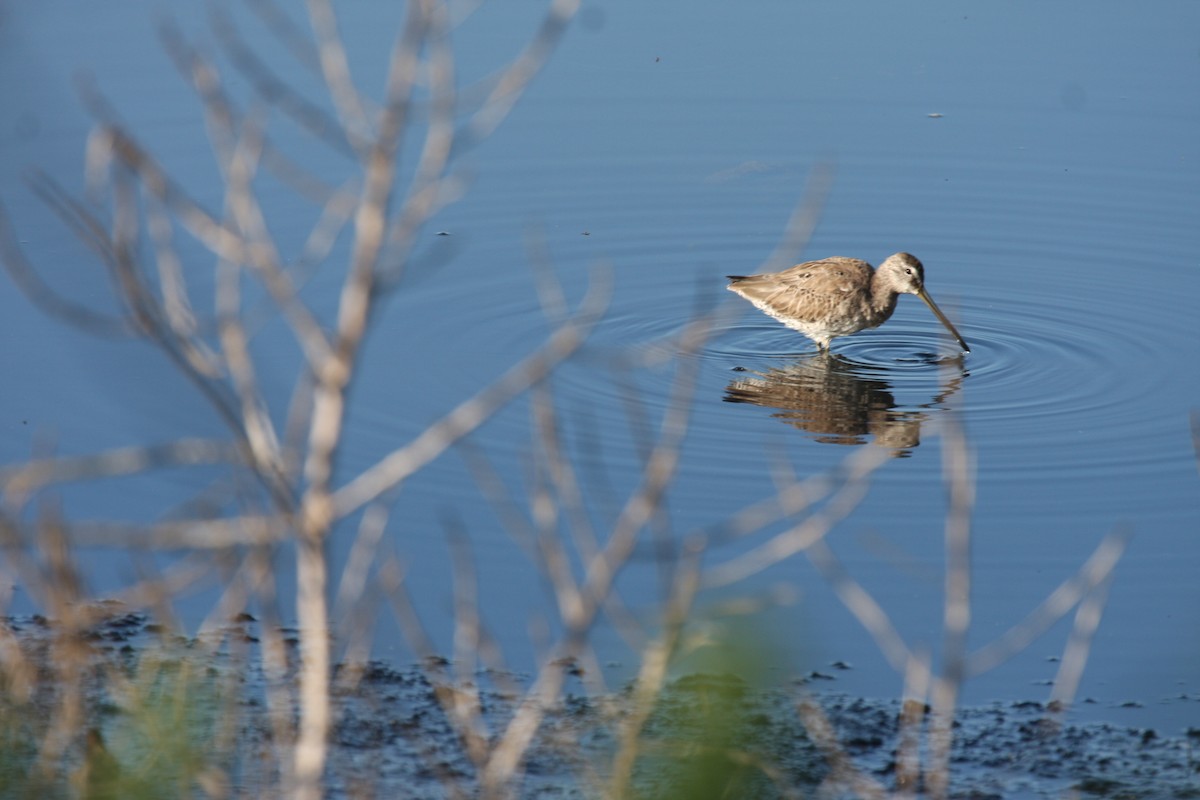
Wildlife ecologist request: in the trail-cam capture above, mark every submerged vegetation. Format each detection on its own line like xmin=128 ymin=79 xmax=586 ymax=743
xmin=0 ymin=2 xmax=1176 ymax=798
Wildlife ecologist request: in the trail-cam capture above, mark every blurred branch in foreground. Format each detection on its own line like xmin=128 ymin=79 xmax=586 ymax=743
xmin=2 ymin=2 xmax=583 ymax=797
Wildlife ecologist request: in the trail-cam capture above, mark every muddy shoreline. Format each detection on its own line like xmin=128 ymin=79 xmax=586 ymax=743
xmin=3 ymin=611 xmax=1197 ymax=798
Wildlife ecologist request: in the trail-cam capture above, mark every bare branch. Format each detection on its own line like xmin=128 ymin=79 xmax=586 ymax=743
xmin=458 ymin=0 xmax=581 ymax=151
xmin=45 ymin=516 xmax=287 ymax=549
xmin=332 ymin=272 xmax=610 ymax=518
xmin=702 ymin=446 xmax=890 ymax=588
xmin=331 ymin=500 xmax=392 ymax=628
xmin=145 ymin=196 xmax=225 ymax=378
xmin=157 ymin=20 xmax=341 ymax=204
xmin=446 ymin=517 xmax=493 ymax=768
xmin=214 ymin=109 xmax=287 ymax=478
xmin=0 ymin=202 xmax=133 ymax=337
xmin=86 ymin=127 xmax=250 ymax=265
xmin=245 ymin=0 xmax=324 ymax=73
xmin=895 ymin=649 xmax=932 ymax=797
xmin=965 ymin=528 xmax=1131 ymax=676
xmin=480 ymin=297 xmax=710 ymax=795
xmin=1 ymin=439 xmax=239 ymax=508
xmin=209 ymin=2 xmax=368 ymax=159
xmin=218 ymin=107 xmax=336 ymax=374
xmin=805 ymin=537 xmax=913 ymax=673
xmin=1047 ymin=567 xmax=1117 ymax=715
xmin=796 ymin=697 xmax=888 ymax=799
xmin=607 ymin=542 xmax=702 ymax=796
xmin=928 ymin=415 xmax=975 ymax=800
xmin=761 ymin=160 xmax=835 ymax=272
xmin=305 ymin=0 xmax=375 ymax=141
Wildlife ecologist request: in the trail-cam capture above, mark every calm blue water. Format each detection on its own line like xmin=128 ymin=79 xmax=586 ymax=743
xmin=2 ymin=2 xmax=1198 ymax=734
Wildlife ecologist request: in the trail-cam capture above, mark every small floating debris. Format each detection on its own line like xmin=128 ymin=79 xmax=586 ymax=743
xmin=435 ymin=231 xmax=451 ymax=236
xmin=928 ymin=112 xmax=944 ymax=118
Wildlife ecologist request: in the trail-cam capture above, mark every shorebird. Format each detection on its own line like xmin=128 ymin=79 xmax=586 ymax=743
xmin=726 ymin=252 xmax=969 ymax=353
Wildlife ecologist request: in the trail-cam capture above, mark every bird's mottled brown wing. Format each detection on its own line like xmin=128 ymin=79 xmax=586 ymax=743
xmin=772 ymin=257 xmax=873 ymax=293
xmin=728 ymin=257 xmax=872 ymax=323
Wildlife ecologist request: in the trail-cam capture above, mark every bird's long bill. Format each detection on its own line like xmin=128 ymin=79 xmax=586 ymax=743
xmin=916 ymin=289 xmax=970 ymax=353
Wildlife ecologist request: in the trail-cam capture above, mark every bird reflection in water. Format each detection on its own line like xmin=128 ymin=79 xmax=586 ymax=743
xmin=723 ymin=354 xmax=964 ymax=457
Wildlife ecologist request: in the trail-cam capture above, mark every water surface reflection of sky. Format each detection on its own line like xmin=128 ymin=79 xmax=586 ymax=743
xmin=2 ymin=3 xmax=1198 ymax=733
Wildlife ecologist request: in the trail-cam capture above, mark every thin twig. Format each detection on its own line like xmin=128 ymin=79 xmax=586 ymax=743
xmin=965 ymin=528 xmax=1131 ymax=676
xmin=0 ymin=202 xmax=132 ymax=337
xmin=209 ymin=2 xmax=368 ymax=159
xmin=927 ymin=414 xmax=975 ymax=800
xmin=332 ymin=272 xmax=610 ymax=518
xmin=305 ymin=0 xmax=376 ymax=149
xmin=702 ymin=446 xmax=891 ymax=589
xmin=607 ymin=539 xmax=703 ymax=797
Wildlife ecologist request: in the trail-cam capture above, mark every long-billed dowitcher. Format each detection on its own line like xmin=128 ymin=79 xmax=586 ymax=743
xmin=726 ymin=252 xmax=969 ymax=353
